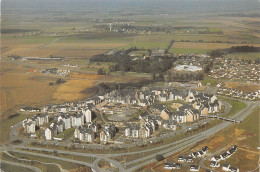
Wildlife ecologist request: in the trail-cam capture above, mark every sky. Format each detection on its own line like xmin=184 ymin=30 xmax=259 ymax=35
xmin=2 ymin=0 xmax=259 ymax=15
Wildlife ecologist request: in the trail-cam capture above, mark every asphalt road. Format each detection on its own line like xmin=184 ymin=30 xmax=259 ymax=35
xmin=2 ymin=99 xmax=257 ymax=172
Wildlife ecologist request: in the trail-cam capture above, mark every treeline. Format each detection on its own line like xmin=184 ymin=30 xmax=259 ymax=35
xmin=97 ymin=80 xmax=152 ymax=92
xmin=90 ymin=47 xmax=140 ymax=62
xmin=165 ymin=72 xmax=204 ymax=82
xmin=164 ymin=39 xmax=174 ymax=54
xmin=230 ymin=46 xmax=260 ymax=53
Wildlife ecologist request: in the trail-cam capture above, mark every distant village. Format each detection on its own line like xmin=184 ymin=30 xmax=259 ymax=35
xmin=21 ymin=86 xmax=223 ymax=144
xmin=209 ymin=57 xmax=259 ymax=83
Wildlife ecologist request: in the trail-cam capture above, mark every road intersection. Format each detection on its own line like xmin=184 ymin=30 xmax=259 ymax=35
xmin=1 ymin=99 xmax=257 ymax=172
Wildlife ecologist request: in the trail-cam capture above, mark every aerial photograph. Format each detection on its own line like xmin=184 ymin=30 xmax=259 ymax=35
xmin=0 ymin=0 xmax=259 ymax=171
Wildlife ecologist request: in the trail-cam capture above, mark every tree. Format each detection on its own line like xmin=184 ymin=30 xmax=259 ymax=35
xmin=156 ymin=154 xmax=164 ymax=161
xmin=158 ymin=73 xmax=164 ymax=81
xmin=56 ymin=78 xmax=65 ymax=85
xmin=98 ymin=68 xmax=105 ymax=75
xmin=148 ymin=49 xmax=152 ymax=56
xmin=208 ymin=50 xmax=223 ymax=58
xmin=151 ymin=72 xmax=156 ymax=80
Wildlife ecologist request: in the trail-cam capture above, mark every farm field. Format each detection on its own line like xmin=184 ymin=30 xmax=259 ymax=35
xmin=0 ymin=62 xmax=59 ymax=118
xmin=226 ymin=52 xmax=260 ymax=60
xmin=224 ymin=82 xmax=260 ymax=92
xmin=170 ymin=42 xmax=259 ymax=54
xmin=52 ymin=76 xmax=99 ymax=102
xmin=1 ymin=33 xmax=135 ymax=58
xmin=52 ymin=72 xmax=149 ymax=102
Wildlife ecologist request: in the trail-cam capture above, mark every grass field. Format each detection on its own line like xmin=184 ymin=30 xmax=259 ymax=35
xmin=151 ymin=107 xmax=259 ymax=172
xmin=124 ymin=41 xmax=170 ymax=50
xmin=170 ymin=42 xmax=259 ymax=54
xmin=52 ymin=79 xmax=97 ymax=102
xmin=1 ymin=33 xmax=134 ymax=58
xmin=7 ymin=151 xmax=79 ymax=170
xmin=55 ymin=127 xmax=75 ymax=140
xmin=226 ymin=52 xmax=259 ymax=60
xmin=0 ymin=162 xmax=35 ymax=172
xmin=0 ymin=112 xmax=35 ymax=144
xmin=218 ymin=97 xmax=246 ymax=118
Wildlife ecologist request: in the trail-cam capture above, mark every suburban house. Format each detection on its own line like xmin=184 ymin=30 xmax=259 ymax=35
xmin=190 ymin=165 xmax=200 ymax=171
xmin=222 ymin=164 xmax=231 ymax=171
xmin=161 ymin=108 xmax=173 ymax=120
xmin=210 ymin=161 xmax=220 ymax=168
xmin=164 ymin=162 xmax=182 ymax=170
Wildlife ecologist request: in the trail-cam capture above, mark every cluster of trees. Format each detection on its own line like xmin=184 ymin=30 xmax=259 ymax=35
xmin=203 ymin=61 xmax=214 ymax=74
xmin=49 ymin=78 xmax=66 ymax=86
xmin=97 ymin=68 xmax=106 ymax=75
xmin=110 ymin=56 xmax=176 ymax=74
xmin=91 ymin=47 xmax=177 ymax=75
xmin=208 ymin=50 xmax=224 ymax=58
xmin=165 ymin=71 xmax=204 ymax=82
xmin=8 ymin=113 xmax=20 ymax=119
xmin=90 ymin=47 xmax=139 ymax=63
xmin=230 ymin=46 xmax=260 ymax=52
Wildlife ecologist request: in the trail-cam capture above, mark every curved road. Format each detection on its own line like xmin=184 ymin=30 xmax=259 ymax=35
xmin=1 ymin=100 xmax=257 ymax=172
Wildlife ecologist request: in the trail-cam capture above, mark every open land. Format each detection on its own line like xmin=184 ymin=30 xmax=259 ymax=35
xmin=150 ymin=107 xmax=259 ymax=172
xmin=0 ymin=1 xmax=259 ymax=171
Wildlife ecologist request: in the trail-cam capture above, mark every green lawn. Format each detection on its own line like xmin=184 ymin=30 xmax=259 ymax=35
xmin=0 ymin=162 xmax=35 ymax=172
xmin=8 ymin=151 xmax=79 ymax=170
xmin=202 ymin=76 xmax=218 ymax=86
xmin=1 ymin=152 xmax=60 ymax=172
xmin=55 ymin=127 xmax=75 ymax=140
xmin=20 ymin=148 xmax=95 ymax=164
xmin=218 ymin=97 xmax=247 ymax=117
